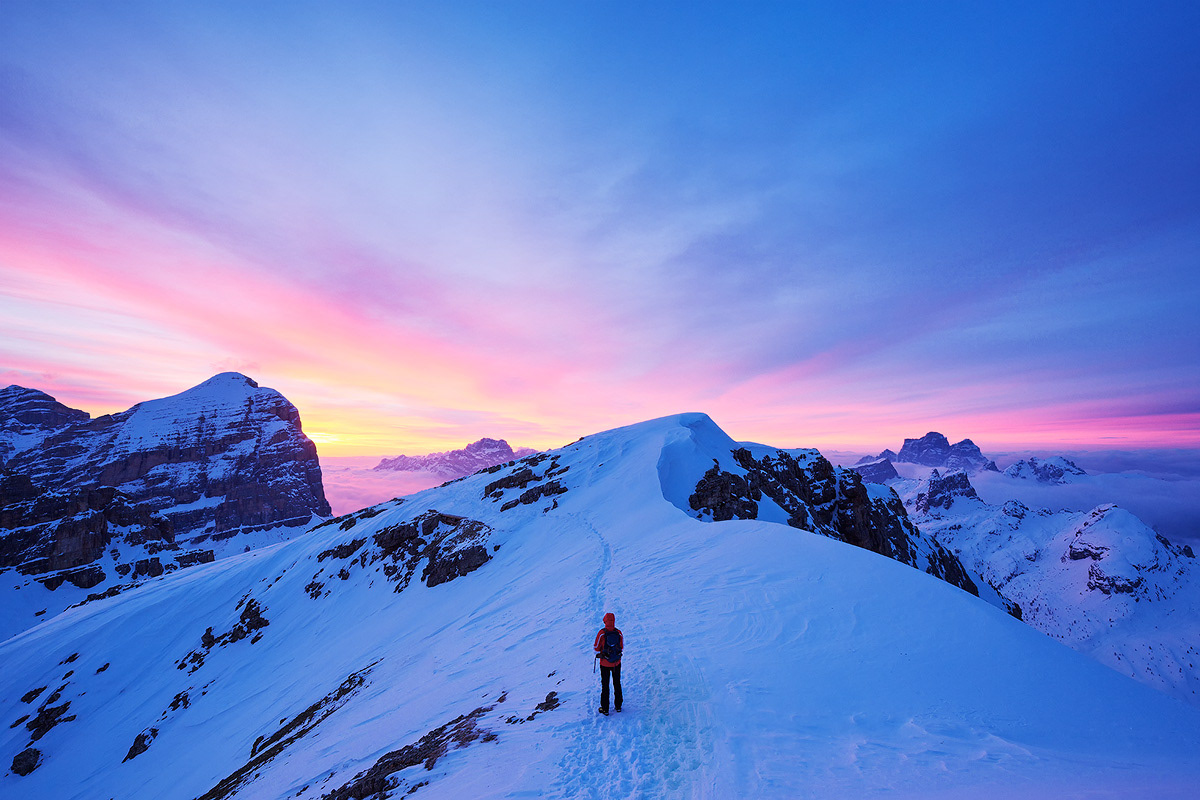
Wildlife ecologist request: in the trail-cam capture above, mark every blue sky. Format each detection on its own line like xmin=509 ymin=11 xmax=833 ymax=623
xmin=1 ymin=1 xmax=1197 ymax=452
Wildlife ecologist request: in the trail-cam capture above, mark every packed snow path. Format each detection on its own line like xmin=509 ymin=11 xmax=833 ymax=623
xmin=552 ymin=511 xmax=711 ymax=799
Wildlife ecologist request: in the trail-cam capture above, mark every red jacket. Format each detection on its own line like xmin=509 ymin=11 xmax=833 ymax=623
xmin=594 ymin=625 xmax=624 ymax=668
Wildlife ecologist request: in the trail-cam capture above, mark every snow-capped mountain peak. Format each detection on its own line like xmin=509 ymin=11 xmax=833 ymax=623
xmin=1004 ymin=455 xmax=1088 ymax=484
xmin=374 ymin=437 xmax=538 ymax=479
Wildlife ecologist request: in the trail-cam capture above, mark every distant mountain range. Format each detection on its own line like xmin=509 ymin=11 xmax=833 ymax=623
xmin=859 ymin=431 xmax=999 ymax=473
xmin=374 ymin=437 xmax=537 ymax=479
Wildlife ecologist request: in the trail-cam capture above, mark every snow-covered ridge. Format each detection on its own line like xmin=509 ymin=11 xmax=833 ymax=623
xmin=3 ymin=412 xmax=1200 ymax=798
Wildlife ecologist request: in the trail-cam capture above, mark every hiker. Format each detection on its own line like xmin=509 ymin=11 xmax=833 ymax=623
xmin=593 ymin=612 xmax=623 ymax=715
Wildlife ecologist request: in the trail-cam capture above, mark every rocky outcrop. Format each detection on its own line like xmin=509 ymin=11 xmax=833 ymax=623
xmin=5 ymin=373 xmax=331 ymax=545
xmin=849 ymin=457 xmax=899 ymax=484
xmin=0 ymin=385 xmax=89 ymax=466
xmin=1004 ymin=456 xmax=1087 ymax=484
xmin=914 ymin=470 xmax=980 ymax=514
xmin=0 ymin=472 xmax=173 ymax=576
xmin=687 ymin=447 xmax=978 ymax=596
xmin=375 ymin=438 xmax=538 ymax=479
xmin=879 ymin=432 xmax=998 ymax=473
xmin=306 ymin=509 xmax=494 ymax=598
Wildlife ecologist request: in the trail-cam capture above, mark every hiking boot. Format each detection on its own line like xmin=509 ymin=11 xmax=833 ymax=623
xmin=598 ymin=707 xmax=609 ymax=716
xmin=615 ymin=705 xmax=622 ymax=712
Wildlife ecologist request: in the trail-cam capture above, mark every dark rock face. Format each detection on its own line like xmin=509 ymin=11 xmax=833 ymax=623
xmin=0 ymin=475 xmax=173 ymax=576
xmin=307 ymin=509 xmax=495 ymax=599
xmin=11 ymin=747 xmax=41 ymax=776
xmin=690 ymin=461 xmax=761 ymax=521
xmin=849 ymin=457 xmax=900 ymax=484
xmin=914 ymin=470 xmax=980 ymax=514
xmin=687 ymin=448 xmax=977 ymax=596
xmin=890 ymin=432 xmax=999 ymax=473
xmin=483 ymin=452 xmax=570 ymax=513
xmin=3 ymin=373 xmax=331 ymax=547
xmin=375 ymin=437 xmax=539 ymax=479
xmin=122 ymin=727 xmax=158 ymax=762
xmin=0 ymin=385 xmax=90 ymax=466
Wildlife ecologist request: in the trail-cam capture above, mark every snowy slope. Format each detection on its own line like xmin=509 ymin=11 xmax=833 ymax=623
xmin=897 ymin=468 xmax=1200 ymax=707
xmin=3 ymin=414 xmax=1200 ymax=799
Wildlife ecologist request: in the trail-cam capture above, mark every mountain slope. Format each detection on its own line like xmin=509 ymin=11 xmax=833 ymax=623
xmin=3 ymin=414 xmax=1199 ymax=799
xmin=7 ymin=372 xmax=330 ymax=543
xmin=0 ymin=386 xmax=89 ymax=466
xmin=900 ymin=468 xmax=1200 ymax=706
xmin=0 ymin=373 xmax=331 ymax=641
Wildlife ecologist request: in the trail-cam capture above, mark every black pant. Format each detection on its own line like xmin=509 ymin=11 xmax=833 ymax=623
xmin=600 ymin=664 xmax=622 ymax=711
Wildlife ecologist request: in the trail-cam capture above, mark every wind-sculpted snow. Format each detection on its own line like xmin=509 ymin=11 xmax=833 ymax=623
xmin=2 ymin=413 xmax=1200 ymax=798
xmin=901 ymin=469 xmax=1200 ymax=706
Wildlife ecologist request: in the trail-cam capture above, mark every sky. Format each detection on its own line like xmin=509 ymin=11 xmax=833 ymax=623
xmin=1 ymin=1 xmax=1198 ymax=456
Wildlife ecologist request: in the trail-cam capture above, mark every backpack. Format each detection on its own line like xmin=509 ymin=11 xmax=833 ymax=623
xmin=600 ymin=629 xmax=622 ymax=663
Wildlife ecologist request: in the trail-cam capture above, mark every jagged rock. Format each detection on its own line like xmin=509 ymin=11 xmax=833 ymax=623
xmin=0 ymin=478 xmax=173 ymax=575
xmin=376 ymin=438 xmax=539 ymax=479
xmin=687 ymin=448 xmax=977 ymax=596
xmin=914 ymin=470 xmax=980 ymax=514
xmin=11 ymin=747 xmax=41 ymax=776
xmin=887 ymin=432 xmax=999 ymax=473
xmin=0 ymin=385 xmax=89 ymax=466
xmin=134 ymin=557 xmax=164 ymax=579
xmin=176 ymin=549 xmax=216 ymax=568
xmin=689 ymin=460 xmax=761 ymax=521
xmin=322 ymin=701 xmax=498 ymax=800
xmin=849 ymin=457 xmax=899 ymax=483
xmin=1004 ymin=456 xmax=1087 ymax=484
xmin=123 ymin=727 xmax=158 ymax=762
xmin=308 ymin=509 xmax=495 ymax=599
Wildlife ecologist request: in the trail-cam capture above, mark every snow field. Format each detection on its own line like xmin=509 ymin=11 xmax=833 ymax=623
xmin=3 ymin=413 xmax=1200 ymax=799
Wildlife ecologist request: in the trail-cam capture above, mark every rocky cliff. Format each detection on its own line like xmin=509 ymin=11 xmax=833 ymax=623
xmin=686 ymin=444 xmax=980 ymax=598
xmin=5 ymin=373 xmax=330 ymax=545
xmin=894 ymin=432 xmax=999 ymax=472
xmin=0 ymin=373 xmax=331 ymax=640
xmin=898 ymin=468 xmax=1200 ymax=705
xmin=0 ymin=386 xmax=89 ymax=466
